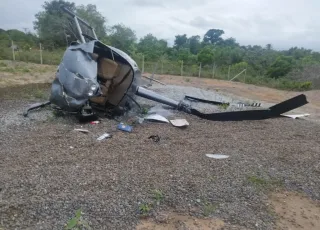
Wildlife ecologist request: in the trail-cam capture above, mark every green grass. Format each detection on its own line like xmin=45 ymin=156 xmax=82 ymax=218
xmin=1 ymin=67 xmax=16 ymax=73
xmin=242 ymin=75 xmax=313 ymax=91
xmin=0 ymin=47 xmax=63 ymax=65
xmin=143 ymin=61 xmax=313 ymax=91
xmin=65 ymin=209 xmax=91 ymax=230
xmin=218 ymin=103 xmax=229 ymax=110
xmin=247 ymin=175 xmax=284 ymax=190
xmin=0 ymin=62 xmax=7 ymax=67
xmin=152 ymin=189 xmax=164 ymax=205
xmin=139 ymin=203 xmax=151 ymax=216
xmin=0 ymin=65 xmax=32 ymax=74
xmin=32 ymin=89 xmax=47 ymax=99
xmin=247 ymin=176 xmax=268 ymax=187
xmin=203 ymin=203 xmax=218 ymax=217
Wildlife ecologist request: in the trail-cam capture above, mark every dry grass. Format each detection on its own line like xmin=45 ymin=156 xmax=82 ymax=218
xmin=0 ymin=60 xmax=55 ymax=88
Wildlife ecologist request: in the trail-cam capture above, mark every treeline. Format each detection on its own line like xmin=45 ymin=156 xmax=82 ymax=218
xmin=0 ymin=0 xmax=319 ymax=89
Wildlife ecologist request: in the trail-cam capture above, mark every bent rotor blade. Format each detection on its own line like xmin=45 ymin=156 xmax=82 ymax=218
xmin=188 ymin=94 xmax=308 ymax=121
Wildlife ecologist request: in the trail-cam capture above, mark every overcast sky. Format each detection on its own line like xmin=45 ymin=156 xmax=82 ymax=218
xmin=0 ymin=0 xmax=319 ymax=51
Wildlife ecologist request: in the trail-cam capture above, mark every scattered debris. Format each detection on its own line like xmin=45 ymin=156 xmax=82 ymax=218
xmin=170 ymin=119 xmax=189 ymax=127
xmin=90 ymin=121 xmax=100 ymax=124
xmin=126 ymin=116 xmax=144 ymax=125
xmin=184 ymin=95 xmax=229 ymax=106
xmin=282 ymin=113 xmax=310 ymax=119
xmin=205 ymin=154 xmax=229 ymax=159
xmin=148 ymin=135 xmax=160 ymax=142
xmin=148 ymin=105 xmax=173 ymax=118
xmin=117 ymin=123 xmax=133 ymax=132
xmin=74 ymin=129 xmax=89 ymax=133
xmin=97 ymin=133 xmax=112 ymax=141
xmin=145 ymin=114 xmax=169 ymax=123
xmin=23 ymin=101 xmax=51 ymax=117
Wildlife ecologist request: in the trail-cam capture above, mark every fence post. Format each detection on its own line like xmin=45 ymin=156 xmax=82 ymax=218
xmin=161 ymin=61 xmax=163 ymax=74
xmin=198 ymin=63 xmax=202 ymax=78
xmin=212 ymin=63 xmax=216 ymax=78
xmin=142 ymin=55 xmax=145 ymax=73
xmin=39 ymin=43 xmax=43 ymax=64
xmin=228 ymin=65 xmax=231 ymax=80
xmin=11 ymin=40 xmax=15 ymax=61
xmin=180 ymin=60 xmax=183 ymax=76
xmin=244 ymin=69 xmax=247 ymax=83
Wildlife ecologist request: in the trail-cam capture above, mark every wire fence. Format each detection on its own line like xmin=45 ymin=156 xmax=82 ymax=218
xmin=1 ymin=41 xmax=313 ymax=90
xmin=135 ymin=56 xmax=248 ymax=82
xmin=0 ymin=42 xmax=249 ymax=82
xmin=0 ymin=40 xmax=64 ymax=65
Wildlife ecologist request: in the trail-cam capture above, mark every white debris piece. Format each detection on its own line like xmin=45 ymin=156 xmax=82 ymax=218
xmin=145 ymin=114 xmax=169 ymax=123
xmin=74 ymin=129 xmax=90 ymax=133
xmin=170 ymin=119 xmax=189 ymax=127
xmin=97 ymin=133 xmax=112 ymax=141
xmin=282 ymin=113 xmax=310 ymax=119
xmin=206 ymin=154 xmax=229 ymax=159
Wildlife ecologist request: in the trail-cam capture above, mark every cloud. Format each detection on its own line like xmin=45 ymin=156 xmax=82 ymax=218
xmin=189 ymin=16 xmax=218 ymax=30
xmin=0 ymin=0 xmax=320 ymax=51
xmin=128 ymin=0 xmax=165 ymax=8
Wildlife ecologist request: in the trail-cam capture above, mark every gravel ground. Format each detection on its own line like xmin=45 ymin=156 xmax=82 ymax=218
xmin=1 ymin=84 xmax=320 ymax=230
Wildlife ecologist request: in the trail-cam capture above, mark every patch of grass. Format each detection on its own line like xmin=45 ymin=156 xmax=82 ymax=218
xmin=141 ymin=107 xmax=149 ymax=115
xmin=21 ymin=67 xmax=31 ymax=73
xmin=247 ymin=175 xmax=284 ymax=190
xmin=152 ymin=189 xmax=164 ymax=205
xmin=243 ymin=75 xmax=313 ymax=91
xmin=139 ymin=203 xmax=151 ymax=217
xmin=203 ymin=203 xmax=218 ymax=217
xmin=65 ymin=209 xmax=91 ymax=230
xmin=52 ymin=109 xmax=65 ymax=117
xmin=32 ymin=89 xmax=47 ymax=99
xmin=218 ymin=103 xmax=229 ymax=110
xmin=1 ymin=67 xmax=16 ymax=73
xmin=248 ymin=175 xmax=268 ymax=187
xmin=0 ymin=62 xmax=7 ymax=67
xmin=184 ymin=77 xmax=191 ymax=82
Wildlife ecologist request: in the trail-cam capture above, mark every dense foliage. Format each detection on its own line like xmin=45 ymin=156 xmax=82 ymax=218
xmin=0 ymin=0 xmax=319 ymax=90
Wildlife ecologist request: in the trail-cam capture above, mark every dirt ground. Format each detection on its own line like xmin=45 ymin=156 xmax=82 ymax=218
xmin=1 ymin=62 xmax=320 ymax=230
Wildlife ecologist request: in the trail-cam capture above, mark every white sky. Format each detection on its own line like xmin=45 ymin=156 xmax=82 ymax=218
xmin=0 ymin=0 xmax=319 ymax=51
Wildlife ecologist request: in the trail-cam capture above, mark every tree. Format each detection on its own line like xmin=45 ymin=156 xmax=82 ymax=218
xmin=203 ymin=29 xmax=224 ymax=45
xmin=33 ymin=0 xmax=76 ymax=48
xmin=174 ymin=34 xmax=187 ymax=50
xmin=0 ymin=29 xmax=38 ymax=49
xmin=188 ymin=35 xmax=201 ymax=54
xmin=219 ymin=37 xmax=238 ymax=47
xmin=197 ymin=46 xmax=214 ymax=65
xmin=266 ymin=44 xmax=272 ymax=50
xmin=137 ymin=34 xmax=167 ymax=60
xmin=33 ymin=0 xmax=107 ymax=49
xmin=266 ymin=55 xmax=294 ymax=78
xmin=109 ymin=24 xmax=137 ymax=54
xmin=284 ymin=47 xmax=312 ymax=60
xmin=76 ymin=4 xmax=107 ymax=39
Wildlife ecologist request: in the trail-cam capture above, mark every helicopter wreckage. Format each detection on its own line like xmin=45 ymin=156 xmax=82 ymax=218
xmin=24 ymin=7 xmax=308 ymax=121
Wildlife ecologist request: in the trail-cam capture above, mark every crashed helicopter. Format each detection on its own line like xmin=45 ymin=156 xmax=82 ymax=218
xmin=24 ymin=7 xmax=309 ymax=121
